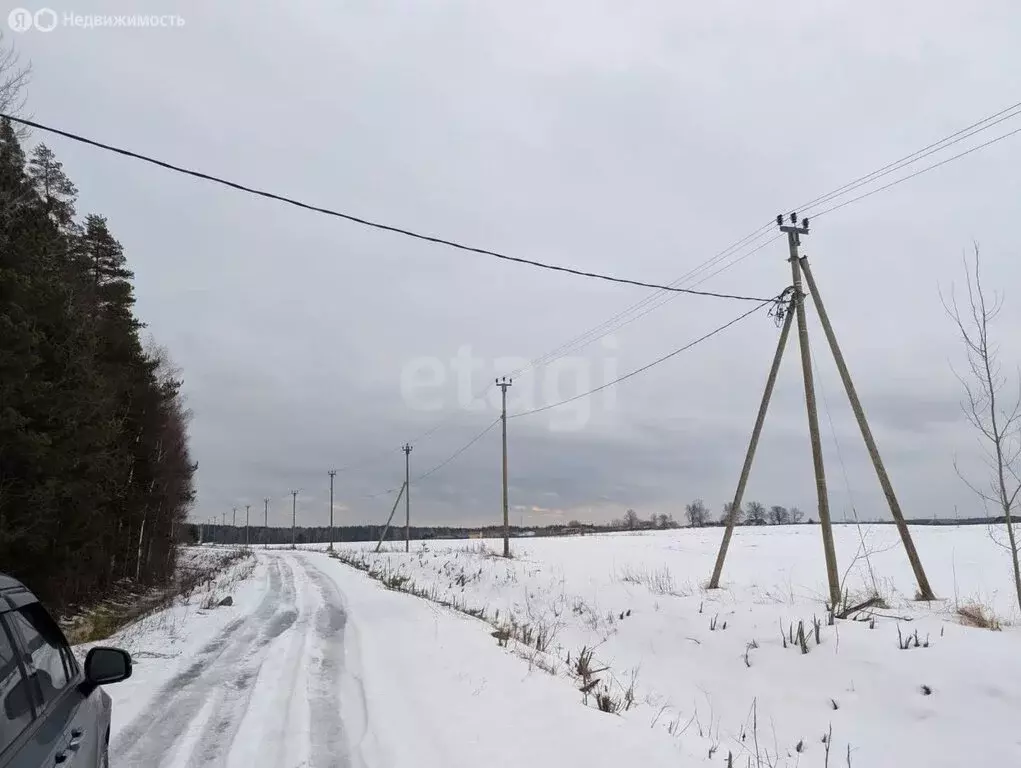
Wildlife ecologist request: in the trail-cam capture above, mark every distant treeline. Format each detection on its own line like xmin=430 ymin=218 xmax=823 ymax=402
xmin=186 ymin=515 xmax=1006 ymax=547
xmin=0 ymin=119 xmax=195 ymax=611
xmin=188 ymin=523 xmax=602 ymax=546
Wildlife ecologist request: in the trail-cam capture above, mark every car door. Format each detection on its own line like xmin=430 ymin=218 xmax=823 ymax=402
xmin=4 ymin=604 xmax=100 ymax=768
xmin=0 ymin=613 xmax=38 ymax=768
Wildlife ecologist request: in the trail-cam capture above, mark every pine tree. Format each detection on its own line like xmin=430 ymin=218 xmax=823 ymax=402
xmin=1 ymin=121 xmax=197 ymax=608
xmin=28 ymin=144 xmax=79 ymax=234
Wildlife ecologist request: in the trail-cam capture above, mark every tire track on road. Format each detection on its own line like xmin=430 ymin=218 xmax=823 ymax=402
xmin=112 ymin=556 xmax=294 ymax=767
xmin=298 ymin=557 xmax=351 ymax=768
xmin=183 ymin=555 xmax=303 ymax=768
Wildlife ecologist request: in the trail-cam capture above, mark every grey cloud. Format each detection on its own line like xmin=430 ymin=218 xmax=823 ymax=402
xmin=13 ymin=0 xmax=1021 ymax=530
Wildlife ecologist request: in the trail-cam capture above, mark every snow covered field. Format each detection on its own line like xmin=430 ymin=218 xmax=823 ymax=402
xmin=331 ymin=524 xmax=1021 ymax=767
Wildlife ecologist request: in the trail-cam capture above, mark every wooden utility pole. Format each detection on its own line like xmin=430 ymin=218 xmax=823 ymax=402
xmin=263 ymin=498 xmax=269 ymax=549
xmin=245 ymin=504 xmax=250 ymax=548
xmin=799 ymin=257 xmax=935 ymax=599
xmin=708 ymin=218 xmax=936 ymax=603
xmin=497 ymin=376 xmax=513 ymax=558
xmin=375 ymin=482 xmax=407 ymax=552
xmin=328 ymin=469 xmax=337 ymax=551
xmin=709 ymin=293 xmax=796 ymax=588
xmin=290 ymin=490 xmax=298 ymax=550
xmin=403 ymin=444 xmax=412 ymax=553
xmin=782 ymin=212 xmax=841 ymax=607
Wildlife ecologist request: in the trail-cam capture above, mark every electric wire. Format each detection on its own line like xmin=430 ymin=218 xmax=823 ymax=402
xmin=811 ymin=125 xmax=1021 ymax=220
xmin=498 ymin=99 xmax=1021 ymax=385
xmin=813 ymin=353 xmax=881 ymax=593
xmin=793 ymin=100 xmax=1021 ymax=217
xmin=414 ymin=417 xmax=502 ymax=483
xmin=0 ymin=113 xmax=771 ymax=302
xmin=358 ymin=417 xmax=501 ymax=499
xmin=510 ymin=295 xmax=779 ymax=419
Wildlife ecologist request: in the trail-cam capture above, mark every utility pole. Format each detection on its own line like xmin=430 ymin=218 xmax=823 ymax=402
xmin=264 ymin=497 xmax=269 ymax=549
xmin=496 ymin=376 xmax=513 ymax=558
xmin=402 ymin=444 xmax=412 ymax=552
xmin=781 ymin=212 xmax=840 ymax=607
xmin=328 ymin=469 xmax=337 ymax=551
xmin=290 ymin=490 xmax=298 ymax=550
xmin=709 ymin=291 xmax=795 ymax=589
xmin=245 ymin=504 xmax=250 ymax=548
xmin=798 ymin=255 xmax=935 ymax=599
xmin=708 ymin=216 xmax=935 ymax=603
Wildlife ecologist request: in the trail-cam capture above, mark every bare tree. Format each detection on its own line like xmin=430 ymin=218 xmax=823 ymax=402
xmin=745 ymin=501 xmax=767 ymax=526
xmin=768 ymin=505 xmax=791 ymax=525
xmin=624 ymin=509 xmax=639 ymax=530
xmin=942 ymin=246 xmax=1021 ymax=610
xmin=0 ymin=32 xmax=31 ymax=135
xmin=789 ymin=506 xmax=805 ymax=524
xmin=685 ymin=499 xmax=709 ymax=527
xmin=721 ymin=501 xmax=742 ymax=525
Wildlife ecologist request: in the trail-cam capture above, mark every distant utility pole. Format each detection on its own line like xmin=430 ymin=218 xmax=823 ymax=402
xmin=402 ymin=443 xmax=413 ymax=553
xmin=291 ymin=490 xmax=298 ymax=550
xmin=264 ymin=497 xmax=269 ymax=549
xmin=496 ymin=376 xmax=513 ymax=558
xmin=328 ymin=469 xmax=337 ymax=551
xmin=245 ymin=504 xmax=250 ymax=548
xmin=232 ymin=506 xmax=237 ymax=527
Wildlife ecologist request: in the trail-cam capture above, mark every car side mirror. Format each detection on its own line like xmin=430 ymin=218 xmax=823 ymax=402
xmin=84 ymin=647 xmax=132 ymax=686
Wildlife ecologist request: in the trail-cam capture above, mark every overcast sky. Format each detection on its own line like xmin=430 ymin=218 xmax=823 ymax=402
xmin=9 ymin=1 xmax=1021 ymax=533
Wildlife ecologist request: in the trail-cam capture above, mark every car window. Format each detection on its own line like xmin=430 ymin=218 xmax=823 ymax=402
xmin=6 ymin=605 xmax=73 ymax=710
xmin=0 ymin=618 xmax=35 ymax=756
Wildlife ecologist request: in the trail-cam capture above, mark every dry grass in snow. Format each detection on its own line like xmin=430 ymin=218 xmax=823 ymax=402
xmin=327 ymin=524 xmax=1021 ymax=767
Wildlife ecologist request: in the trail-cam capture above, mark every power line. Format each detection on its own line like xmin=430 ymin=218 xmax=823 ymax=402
xmin=811 ymin=124 xmax=1021 ymax=220
xmin=358 ymin=417 xmax=501 ymax=500
xmin=511 ymin=293 xmax=782 ymax=419
xmin=794 ymin=99 xmax=1021 ymax=217
xmin=385 ymin=228 xmax=779 ymax=452
xmin=415 ymin=417 xmax=502 ymax=483
xmin=515 ymin=98 xmax=1021 ymax=373
xmin=338 ymin=106 xmax=1021 ymax=470
xmin=518 ymin=232 xmax=784 ymax=375
xmin=515 ymin=225 xmax=778 ymax=375
xmin=0 ymin=113 xmax=770 ymax=303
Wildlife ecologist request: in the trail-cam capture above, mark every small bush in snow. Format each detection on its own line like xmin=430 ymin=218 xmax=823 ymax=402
xmin=957 ymin=603 xmax=1003 ymax=630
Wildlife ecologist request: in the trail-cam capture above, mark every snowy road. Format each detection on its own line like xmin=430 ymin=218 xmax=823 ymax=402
xmin=112 ymin=552 xmax=354 ymax=768
xmin=101 ymin=547 xmax=684 ymax=768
